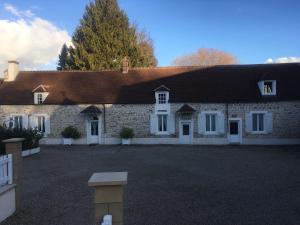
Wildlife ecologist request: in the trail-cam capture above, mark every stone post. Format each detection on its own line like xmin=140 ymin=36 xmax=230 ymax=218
xmin=88 ymin=172 xmax=128 ymax=225
xmin=2 ymin=138 xmax=24 ymax=210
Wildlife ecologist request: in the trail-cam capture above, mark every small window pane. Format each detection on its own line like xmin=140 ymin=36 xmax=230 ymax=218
xmin=253 ymin=114 xmax=257 ymax=131
xmin=14 ymin=116 xmax=22 ymax=130
xmin=163 ymin=115 xmax=167 ymax=131
xmin=158 ymin=93 xmax=166 ymax=104
xmin=183 ymin=124 xmax=189 ymax=135
xmin=211 ymin=114 xmax=216 ymax=132
xmin=264 ymin=82 xmax=273 ymax=94
xmin=37 ymin=116 xmax=45 ymax=133
xmin=206 ymin=114 xmax=210 ymax=131
xmin=158 ymin=114 xmax=167 ymax=132
xmin=259 ymin=114 xmax=264 ymax=131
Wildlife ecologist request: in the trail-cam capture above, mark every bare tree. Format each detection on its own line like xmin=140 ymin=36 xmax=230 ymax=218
xmin=172 ymin=48 xmax=238 ymax=66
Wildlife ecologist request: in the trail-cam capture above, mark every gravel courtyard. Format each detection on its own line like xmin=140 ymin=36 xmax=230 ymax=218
xmin=1 ymin=145 xmax=300 ymax=225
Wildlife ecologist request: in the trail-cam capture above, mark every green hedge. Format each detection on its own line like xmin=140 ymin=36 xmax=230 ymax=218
xmin=0 ymin=126 xmax=43 ymax=155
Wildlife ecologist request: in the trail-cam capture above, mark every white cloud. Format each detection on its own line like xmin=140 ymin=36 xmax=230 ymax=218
xmin=0 ymin=3 xmax=71 ymax=74
xmin=266 ymin=57 xmax=300 ymax=64
xmin=4 ymin=3 xmax=34 ymax=18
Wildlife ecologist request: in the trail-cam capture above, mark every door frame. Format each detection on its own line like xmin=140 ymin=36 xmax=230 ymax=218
xmin=228 ymin=118 xmax=242 ymax=144
xmin=86 ymin=115 xmax=102 ymax=144
xmin=179 ymin=120 xmax=193 ymax=144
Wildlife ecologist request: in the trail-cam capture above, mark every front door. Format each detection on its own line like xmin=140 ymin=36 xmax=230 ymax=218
xmin=87 ymin=116 xmax=99 ymax=144
xmin=179 ymin=121 xmax=193 ymax=144
xmin=228 ymin=119 xmax=242 ymax=144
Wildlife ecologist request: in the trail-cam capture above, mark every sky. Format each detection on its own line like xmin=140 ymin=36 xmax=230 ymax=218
xmin=0 ymin=0 xmax=299 ymax=71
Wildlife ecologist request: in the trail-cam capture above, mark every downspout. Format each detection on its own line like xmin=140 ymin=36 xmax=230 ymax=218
xmin=225 ymin=102 xmax=229 ymax=135
xmin=102 ymin=103 xmax=106 ymax=134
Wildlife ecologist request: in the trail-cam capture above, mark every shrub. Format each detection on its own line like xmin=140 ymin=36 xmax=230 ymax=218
xmin=61 ymin=126 xmax=81 ymax=139
xmin=0 ymin=126 xmax=43 ymax=155
xmin=119 ymin=127 xmax=134 ymax=139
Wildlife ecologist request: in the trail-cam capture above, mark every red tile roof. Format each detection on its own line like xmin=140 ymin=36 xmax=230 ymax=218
xmin=0 ymin=63 xmax=299 ymax=105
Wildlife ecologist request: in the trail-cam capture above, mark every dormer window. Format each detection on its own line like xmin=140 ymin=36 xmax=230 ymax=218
xmin=32 ymin=84 xmax=49 ymax=104
xmin=154 ymin=85 xmax=170 ymax=105
xmin=258 ymin=80 xmax=276 ymax=96
xmin=37 ymin=93 xmax=43 ymax=104
xmin=158 ymin=93 xmax=167 ymax=104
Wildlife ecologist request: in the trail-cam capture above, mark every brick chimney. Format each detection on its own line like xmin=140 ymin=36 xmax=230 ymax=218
xmin=4 ymin=61 xmax=19 ymax=82
xmin=122 ymin=57 xmax=129 ymax=74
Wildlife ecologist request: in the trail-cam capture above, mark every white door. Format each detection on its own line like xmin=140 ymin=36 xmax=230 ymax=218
xmin=179 ymin=121 xmax=193 ymax=144
xmin=228 ymin=119 xmax=242 ymax=144
xmin=87 ymin=116 xmax=99 ymax=144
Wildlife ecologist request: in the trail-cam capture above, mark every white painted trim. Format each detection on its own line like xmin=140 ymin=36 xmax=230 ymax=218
xmin=39 ymin=137 xmax=300 ymax=146
xmin=22 ymin=147 xmax=40 ymax=157
xmin=243 ymin=138 xmax=300 ymax=145
xmin=0 ymin=184 xmax=16 ymax=223
xmin=228 ymin=118 xmax=242 ymax=144
xmin=179 ymin=119 xmax=194 ymax=144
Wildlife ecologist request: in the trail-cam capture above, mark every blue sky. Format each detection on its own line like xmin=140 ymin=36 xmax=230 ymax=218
xmin=0 ymin=0 xmax=300 ymax=69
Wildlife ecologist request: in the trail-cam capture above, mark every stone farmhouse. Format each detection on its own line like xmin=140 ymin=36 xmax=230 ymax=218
xmin=0 ymin=60 xmax=299 ymax=145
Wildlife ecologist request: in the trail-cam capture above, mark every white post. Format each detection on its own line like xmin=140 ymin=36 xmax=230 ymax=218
xmin=8 ymin=154 xmax=13 ymax=185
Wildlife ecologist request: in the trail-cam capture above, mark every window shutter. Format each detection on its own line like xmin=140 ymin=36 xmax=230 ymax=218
xmin=168 ymin=113 xmax=175 ymax=134
xmin=33 ymin=93 xmax=38 ymax=104
xmin=245 ymin=113 xmax=252 ymax=133
xmin=198 ymin=113 xmax=206 ymax=134
xmin=265 ymin=112 xmax=273 ymax=133
xmin=4 ymin=116 xmax=12 ymax=128
xmin=150 ymin=114 xmax=157 ymax=134
xmin=45 ymin=115 xmax=51 ymax=134
xmin=217 ymin=113 xmax=225 ymax=134
xmin=22 ymin=115 xmax=28 ymax=129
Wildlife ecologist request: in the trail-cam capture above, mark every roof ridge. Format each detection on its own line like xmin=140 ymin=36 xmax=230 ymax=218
xmin=18 ymin=62 xmax=300 ymax=73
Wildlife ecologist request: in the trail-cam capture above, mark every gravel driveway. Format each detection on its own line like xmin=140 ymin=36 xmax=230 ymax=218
xmin=1 ymin=145 xmax=300 ymax=225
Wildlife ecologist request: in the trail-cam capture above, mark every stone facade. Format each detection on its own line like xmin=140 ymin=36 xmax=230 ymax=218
xmin=0 ymin=101 xmax=300 ymax=144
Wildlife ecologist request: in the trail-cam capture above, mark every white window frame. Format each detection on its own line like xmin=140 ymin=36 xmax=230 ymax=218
xmin=34 ymin=92 xmax=49 ymax=104
xmin=36 ymin=115 xmax=46 ymax=133
xmin=155 ymin=91 xmax=169 ymax=105
xmin=204 ymin=113 xmax=218 ymax=134
xmin=250 ymin=111 xmax=267 ymax=134
xmin=157 ymin=114 xmax=168 ymax=134
xmin=10 ymin=114 xmax=24 ymax=130
xmin=31 ymin=113 xmax=50 ymax=137
xmin=199 ymin=111 xmax=219 ymax=135
xmin=258 ymin=80 xmax=276 ymax=96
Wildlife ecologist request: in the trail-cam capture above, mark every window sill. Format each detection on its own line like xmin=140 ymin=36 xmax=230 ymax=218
xmin=204 ymin=131 xmax=219 ymax=135
xmin=251 ymin=131 xmax=267 ymax=134
xmin=155 ymin=132 xmax=169 ymax=135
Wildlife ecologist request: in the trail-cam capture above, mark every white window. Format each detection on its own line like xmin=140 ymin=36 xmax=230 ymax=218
xmin=158 ymin=114 xmax=168 ymax=133
xmin=37 ymin=93 xmax=43 ymax=104
xmin=13 ymin=116 xmax=23 ymax=130
xmin=252 ymin=113 xmax=264 ymax=132
xmin=198 ymin=111 xmax=225 ymax=135
xmin=258 ymin=80 xmax=276 ymax=96
xmin=245 ymin=111 xmax=273 ymax=134
xmin=205 ymin=114 xmax=217 ymax=133
xmin=37 ymin=116 xmax=46 ymax=133
xmin=34 ymin=92 xmax=48 ymax=104
xmin=158 ymin=93 xmax=166 ymax=104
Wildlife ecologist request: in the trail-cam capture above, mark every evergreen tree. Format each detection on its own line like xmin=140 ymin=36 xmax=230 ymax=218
xmin=57 ymin=44 xmax=68 ymax=71
xmin=57 ymin=44 xmax=76 ymax=71
xmin=68 ymin=0 xmax=157 ymax=70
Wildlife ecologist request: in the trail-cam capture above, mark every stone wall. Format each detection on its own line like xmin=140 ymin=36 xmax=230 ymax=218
xmin=0 ymin=101 xmax=299 ymax=141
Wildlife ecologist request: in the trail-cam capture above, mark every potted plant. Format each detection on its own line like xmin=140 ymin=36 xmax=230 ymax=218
xmin=61 ymin=126 xmax=81 ymax=145
xmin=119 ymin=127 xmax=134 ymax=145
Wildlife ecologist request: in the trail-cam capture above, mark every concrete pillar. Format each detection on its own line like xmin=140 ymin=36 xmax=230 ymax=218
xmin=2 ymin=138 xmax=24 ymax=210
xmin=88 ymin=172 xmax=128 ymax=225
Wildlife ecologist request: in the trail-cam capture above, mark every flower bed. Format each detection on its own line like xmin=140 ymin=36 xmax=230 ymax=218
xmin=0 ymin=126 xmax=43 ymax=155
